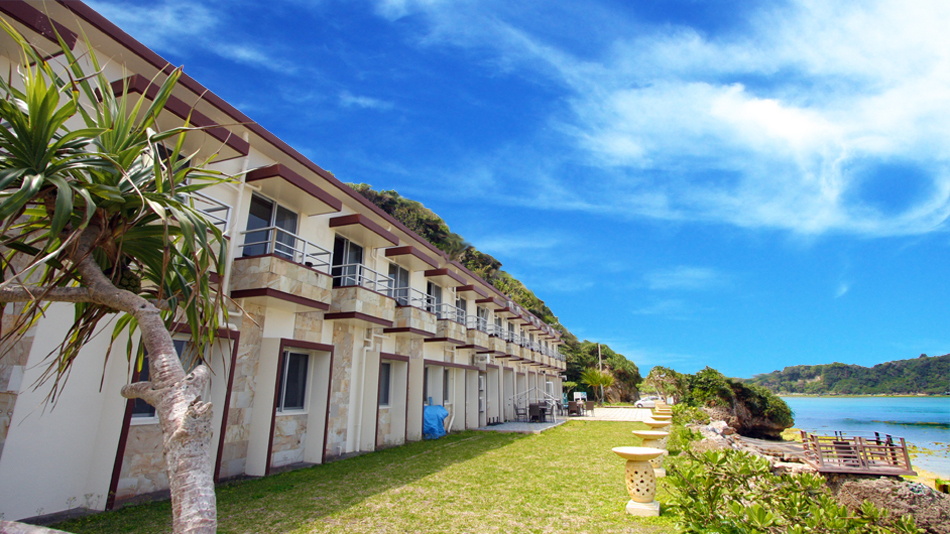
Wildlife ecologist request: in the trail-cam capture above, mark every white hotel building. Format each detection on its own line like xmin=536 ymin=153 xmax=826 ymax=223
xmin=0 ymin=1 xmax=566 ymax=522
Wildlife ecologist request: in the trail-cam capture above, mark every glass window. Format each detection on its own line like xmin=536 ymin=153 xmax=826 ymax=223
xmin=455 ymin=297 xmax=467 ymax=324
xmin=378 ymin=362 xmax=392 ymax=406
xmin=243 ymin=194 xmax=298 ymax=259
xmin=332 ymin=236 xmax=364 ymax=287
xmin=426 ymin=282 xmax=442 ymax=314
xmin=443 ymin=368 xmax=451 ymax=404
xmin=388 ymin=263 xmax=410 ymax=305
xmin=132 ymin=339 xmax=190 ymax=420
xmin=277 ymin=351 xmax=309 ymax=412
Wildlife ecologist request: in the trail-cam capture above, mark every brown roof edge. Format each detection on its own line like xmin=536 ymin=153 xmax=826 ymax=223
xmin=0 ymin=2 xmax=78 ymax=48
xmin=247 ymin=164 xmax=343 ymax=212
xmin=329 ymin=213 xmax=399 ymax=246
xmin=57 ymin=0 xmax=450 ymax=264
xmin=384 ymin=245 xmax=440 ymax=269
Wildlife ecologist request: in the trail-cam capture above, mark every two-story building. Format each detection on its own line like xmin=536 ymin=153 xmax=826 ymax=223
xmin=0 ymin=1 xmax=566 ymax=522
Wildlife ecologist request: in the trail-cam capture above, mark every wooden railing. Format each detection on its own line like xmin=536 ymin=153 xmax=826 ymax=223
xmin=800 ymin=431 xmax=916 ymax=476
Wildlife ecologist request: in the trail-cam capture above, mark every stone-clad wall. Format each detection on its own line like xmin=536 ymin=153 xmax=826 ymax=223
xmin=436 ymin=320 xmax=466 ymax=342
xmin=231 ymin=256 xmax=332 ymax=306
xmin=325 ymin=323 xmax=356 ymax=459
xmin=330 ymin=287 xmax=395 ymax=322
xmin=376 ymin=406 xmax=392 ymax=447
xmin=271 ymin=413 xmax=308 ymax=468
xmin=0 ymin=302 xmax=35 ymax=463
xmin=114 ymin=423 xmax=165 ymax=500
xmin=393 ymin=306 xmax=436 ymax=334
xmin=218 ymin=304 xmax=265 ymax=479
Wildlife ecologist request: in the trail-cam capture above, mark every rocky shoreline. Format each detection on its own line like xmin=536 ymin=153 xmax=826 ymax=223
xmin=688 ymin=417 xmax=950 ymax=534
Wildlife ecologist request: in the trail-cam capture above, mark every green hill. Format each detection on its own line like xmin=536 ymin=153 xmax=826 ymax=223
xmin=744 ymin=354 xmax=949 ymax=395
xmin=347 ymin=183 xmax=641 ymax=398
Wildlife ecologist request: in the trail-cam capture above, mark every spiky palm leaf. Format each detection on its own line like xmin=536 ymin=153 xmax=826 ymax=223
xmin=0 ymin=19 xmax=230 ymax=401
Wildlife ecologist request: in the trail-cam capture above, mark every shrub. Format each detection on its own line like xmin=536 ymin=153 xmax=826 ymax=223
xmin=672 ymin=404 xmax=710 ymax=426
xmin=666 ymin=449 xmax=922 ymax=533
xmin=666 ymin=425 xmax=703 ymax=455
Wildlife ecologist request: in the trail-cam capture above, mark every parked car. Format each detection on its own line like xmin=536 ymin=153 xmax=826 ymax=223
xmin=635 ymin=396 xmax=658 ymax=408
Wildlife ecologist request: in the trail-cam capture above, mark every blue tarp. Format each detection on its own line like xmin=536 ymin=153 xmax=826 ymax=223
xmin=423 ymin=405 xmax=449 ymax=440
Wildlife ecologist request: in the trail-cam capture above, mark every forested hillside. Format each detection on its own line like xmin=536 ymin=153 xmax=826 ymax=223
xmin=347 ymin=184 xmax=641 ymax=399
xmin=745 ymin=354 xmax=949 ymax=395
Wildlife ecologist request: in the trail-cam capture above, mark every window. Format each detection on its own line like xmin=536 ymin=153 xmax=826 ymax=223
xmin=378 ymin=362 xmax=392 ymax=407
xmin=244 ymin=194 xmax=298 ymax=259
xmin=277 ymin=351 xmax=309 ymax=412
xmin=132 ymin=339 xmax=191 ymax=420
xmin=426 ymin=281 xmax=442 ymax=314
xmin=455 ymin=297 xmax=467 ymax=324
xmin=443 ymin=368 xmax=451 ymax=404
xmin=388 ymin=263 xmax=410 ymax=305
xmin=332 ymin=236 xmax=364 ymax=287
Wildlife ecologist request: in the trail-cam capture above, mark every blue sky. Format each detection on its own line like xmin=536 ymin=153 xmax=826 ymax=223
xmin=89 ymin=0 xmax=950 ymax=378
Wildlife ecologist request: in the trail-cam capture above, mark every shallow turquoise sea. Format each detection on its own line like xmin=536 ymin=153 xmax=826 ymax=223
xmin=782 ymin=396 xmax=950 ymax=477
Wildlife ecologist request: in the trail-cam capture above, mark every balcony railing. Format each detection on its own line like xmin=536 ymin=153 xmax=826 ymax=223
xmin=332 ymin=262 xmax=393 ymax=292
xmin=467 ymin=315 xmax=489 ymax=333
xmin=388 ymin=285 xmax=433 ymax=308
xmin=430 ymin=302 xmax=462 ymax=322
xmin=240 ymin=226 xmax=331 ymax=270
xmin=190 ymin=191 xmax=230 ymax=229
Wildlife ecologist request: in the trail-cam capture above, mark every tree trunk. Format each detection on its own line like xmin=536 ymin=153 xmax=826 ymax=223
xmin=74 ymin=229 xmax=217 ymax=533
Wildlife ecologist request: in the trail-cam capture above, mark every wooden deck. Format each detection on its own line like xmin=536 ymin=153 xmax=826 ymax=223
xmin=800 ymin=431 xmax=916 ymax=476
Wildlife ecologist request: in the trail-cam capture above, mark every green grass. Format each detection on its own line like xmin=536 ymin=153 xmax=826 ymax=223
xmin=55 ymin=421 xmax=678 ymax=533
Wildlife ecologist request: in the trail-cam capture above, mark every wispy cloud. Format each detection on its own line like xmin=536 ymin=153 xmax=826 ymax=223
xmin=339 ymin=91 xmax=395 ymax=110
xmin=371 ymin=0 xmax=950 ymax=237
xmin=835 ymin=282 xmax=851 ymax=298
xmin=644 ymin=266 xmax=725 ymax=291
xmin=631 ymin=298 xmax=697 ymax=320
xmin=88 ymin=0 xmax=296 ymax=73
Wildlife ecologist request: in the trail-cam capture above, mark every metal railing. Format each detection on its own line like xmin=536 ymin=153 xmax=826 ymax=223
xmin=190 ymin=191 xmax=230 ymax=229
xmin=430 ymin=302 xmax=462 ymax=321
xmin=800 ymin=431 xmax=915 ymax=476
xmin=332 ymin=262 xmax=393 ymax=292
xmin=389 ymin=285 xmax=433 ymax=308
xmin=240 ymin=226 xmax=331 ymax=270
xmin=467 ymin=315 xmax=489 ymax=333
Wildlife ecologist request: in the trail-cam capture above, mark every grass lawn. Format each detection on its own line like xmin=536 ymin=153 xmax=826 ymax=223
xmin=55 ymin=421 xmax=679 ymax=533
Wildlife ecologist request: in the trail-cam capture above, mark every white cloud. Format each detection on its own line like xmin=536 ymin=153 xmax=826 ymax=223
xmin=339 ymin=91 xmax=394 ymax=110
xmin=373 ymin=0 xmax=950 ymax=237
xmin=88 ymin=0 xmax=294 ymax=73
xmin=835 ymin=282 xmax=850 ymax=298
xmin=644 ymin=266 xmax=725 ymax=291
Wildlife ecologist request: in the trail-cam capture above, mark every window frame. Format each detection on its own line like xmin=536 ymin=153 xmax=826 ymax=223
xmin=276 ymin=351 xmax=310 ymax=414
xmin=378 ymin=361 xmax=392 ymax=407
xmin=130 ymin=338 xmax=194 ymax=425
xmin=243 ymin=193 xmax=299 ymax=259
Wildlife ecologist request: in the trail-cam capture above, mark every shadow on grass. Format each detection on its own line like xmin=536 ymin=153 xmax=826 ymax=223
xmin=54 ymin=430 xmax=527 ymax=534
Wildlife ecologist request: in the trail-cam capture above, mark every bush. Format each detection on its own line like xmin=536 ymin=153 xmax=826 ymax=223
xmin=666 ymin=449 xmax=922 ymax=533
xmin=672 ymin=404 xmax=710 ymax=426
xmin=667 ymin=425 xmax=702 ymax=455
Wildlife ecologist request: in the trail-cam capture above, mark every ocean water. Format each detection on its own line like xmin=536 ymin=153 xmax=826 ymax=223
xmin=782 ymin=396 xmax=950 ymax=477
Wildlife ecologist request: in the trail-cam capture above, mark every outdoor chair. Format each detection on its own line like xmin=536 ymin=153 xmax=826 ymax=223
xmin=513 ymin=404 xmax=528 ymax=422
xmin=585 ymin=401 xmax=595 ymax=415
xmin=568 ymin=401 xmax=580 ymax=416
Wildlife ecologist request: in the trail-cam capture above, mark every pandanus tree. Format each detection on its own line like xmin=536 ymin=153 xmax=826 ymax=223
xmin=0 ymin=22 xmax=228 ymax=533
xmin=580 ymin=367 xmax=614 ymax=405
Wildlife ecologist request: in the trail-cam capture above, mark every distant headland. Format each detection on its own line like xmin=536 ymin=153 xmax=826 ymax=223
xmin=742 ymin=354 xmax=949 ymax=396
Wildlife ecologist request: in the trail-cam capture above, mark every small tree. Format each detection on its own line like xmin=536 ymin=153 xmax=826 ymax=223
xmin=0 ymin=23 xmax=227 ymax=533
xmin=580 ymin=368 xmax=614 ymax=405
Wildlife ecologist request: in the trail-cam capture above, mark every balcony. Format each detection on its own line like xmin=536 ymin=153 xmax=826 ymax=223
xmin=230 ymin=230 xmax=333 ymax=312
xmin=385 ymin=288 xmax=437 ymax=338
xmin=247 ymin=164 xmax=342 ymax=217
xmin=464 ymin=316 xmax=490 ymax=350
xmin=426 ymin=303 xmax=466 ymax=345
xmin=326 ymin=263 xmax=396 ymax=327
xmin=190 ymin=191 xmax=231 ymax=230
